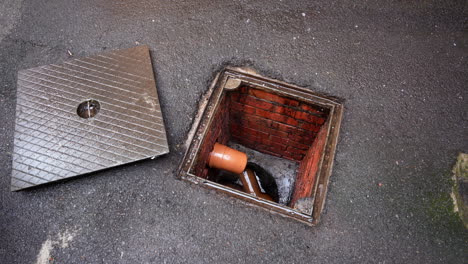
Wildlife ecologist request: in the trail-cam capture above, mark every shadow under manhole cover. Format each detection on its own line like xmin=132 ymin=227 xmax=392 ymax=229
xmin=178 ymin=68 xmax=343 ymax=225
xmin=11 ymin=46 xmax=169 ymax=191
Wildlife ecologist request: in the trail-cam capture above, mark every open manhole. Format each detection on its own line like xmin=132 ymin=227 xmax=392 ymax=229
xmin=178 ymin=68 xmax=343 ymax=225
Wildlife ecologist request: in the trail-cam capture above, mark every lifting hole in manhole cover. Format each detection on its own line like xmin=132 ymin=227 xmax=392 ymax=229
xmin=77 ymin=99 xmax=100 ymax=118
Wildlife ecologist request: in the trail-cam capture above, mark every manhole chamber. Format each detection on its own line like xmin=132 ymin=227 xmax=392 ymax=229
xmin=178 ymin=68 xmax=343 ymax=225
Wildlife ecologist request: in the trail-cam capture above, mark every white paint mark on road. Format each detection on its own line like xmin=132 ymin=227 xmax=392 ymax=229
xmin=36 ymin=239 xmax=53 ymax=264
xmin=36 ymin=228 xmax=79 ymax=264
xmin=57 ymin=229 xmax=76 ymax=248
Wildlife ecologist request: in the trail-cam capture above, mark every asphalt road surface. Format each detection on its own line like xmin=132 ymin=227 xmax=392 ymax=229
xmin=1 ymin=1 xmax=467 ymax=263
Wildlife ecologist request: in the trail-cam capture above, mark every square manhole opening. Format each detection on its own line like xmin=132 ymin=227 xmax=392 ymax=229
xmin=179 ymin=68 xmax=343 ymax=225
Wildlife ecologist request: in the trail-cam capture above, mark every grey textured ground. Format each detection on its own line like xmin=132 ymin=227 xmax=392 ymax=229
xmin=1 ymin=1 xmax=467 ymax=263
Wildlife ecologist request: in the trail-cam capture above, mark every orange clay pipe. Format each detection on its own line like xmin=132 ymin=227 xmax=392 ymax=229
xmin=208 ymin=143 xmax=247 ymax=174
xmin=239 ymin=168 xmax=274 ymax=202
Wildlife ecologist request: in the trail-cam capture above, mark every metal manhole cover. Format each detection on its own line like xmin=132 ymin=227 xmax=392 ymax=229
xmin=11 ymin=45 xmax=169 ymax=191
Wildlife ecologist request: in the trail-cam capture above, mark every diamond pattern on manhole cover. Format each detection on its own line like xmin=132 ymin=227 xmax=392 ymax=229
xmin=11 ymin=45 xmax=169 ymax=191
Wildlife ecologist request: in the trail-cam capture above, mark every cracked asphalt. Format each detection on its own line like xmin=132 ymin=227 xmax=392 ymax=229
xmin=1 ymin=1 xmax=467 ymax=263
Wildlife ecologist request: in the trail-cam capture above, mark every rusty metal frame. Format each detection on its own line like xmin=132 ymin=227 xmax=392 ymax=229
xmin=178 ymin=68 xmax=343 ymax=226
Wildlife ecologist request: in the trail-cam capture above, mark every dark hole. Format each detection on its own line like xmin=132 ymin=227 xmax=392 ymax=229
xmin=191 ymin=85 xmax=332 ymax=207
xmin=77 ymin=99 xmax=100 ymax=119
